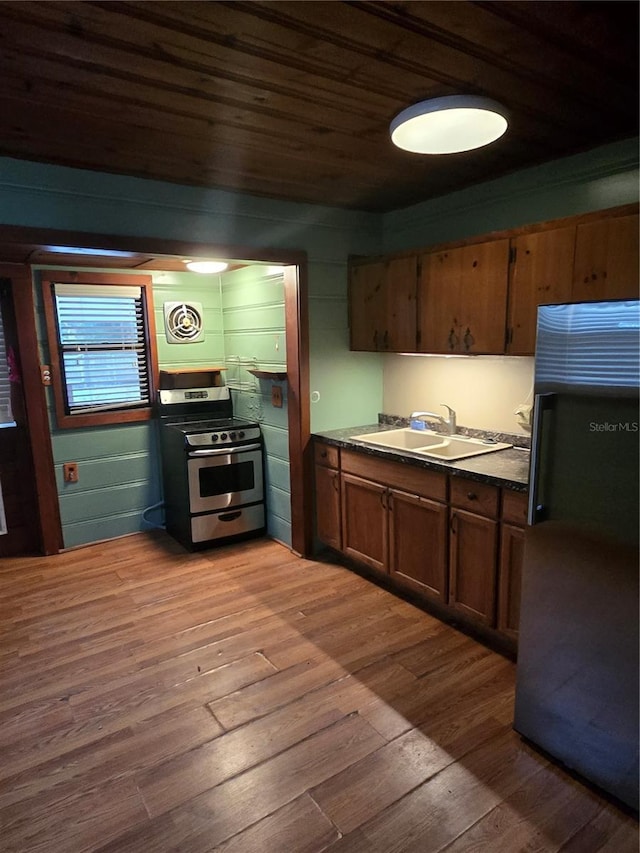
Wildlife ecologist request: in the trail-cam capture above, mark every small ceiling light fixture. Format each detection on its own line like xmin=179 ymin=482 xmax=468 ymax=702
xmin=184 ymin=260 xmax=228 ymax=274
xmin=390 ymin=95 xmax=508 ymax=155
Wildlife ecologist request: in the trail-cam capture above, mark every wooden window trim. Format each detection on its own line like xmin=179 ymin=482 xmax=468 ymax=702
xmin=41 ymin=271 xmax=159 ymax=429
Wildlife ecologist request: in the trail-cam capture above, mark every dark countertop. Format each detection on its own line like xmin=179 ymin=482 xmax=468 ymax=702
xmin=313 ymin=424 xmax=530 ymax=492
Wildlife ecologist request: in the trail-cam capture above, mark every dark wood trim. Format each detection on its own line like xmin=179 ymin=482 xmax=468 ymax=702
xmin=284 ymin=262 xmax=311 ymax=557
xmin=349 ymin=202 xmax=640 ymax=267
xmin=40 ymin=270 xmax=158 ymax=430
xmin=0 ymin=264 xmax=63 ymax=554
xmin=0 ymin=223 xmax=307 ymax=267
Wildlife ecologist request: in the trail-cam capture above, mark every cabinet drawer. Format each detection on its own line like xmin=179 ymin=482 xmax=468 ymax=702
xmin=315 ymin=442 xmax=340 ymax=469
xmin=501 ymin=489 xmax=528 ymax=526
xmin=342 ymin=449 xmax=446 ymax=501
xmin=450 ymin=477 xmax=499 ymax=518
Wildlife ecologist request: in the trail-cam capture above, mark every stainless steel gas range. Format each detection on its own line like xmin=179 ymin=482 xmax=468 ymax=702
xmin=157 ymin=386 xmax=265 ymax=550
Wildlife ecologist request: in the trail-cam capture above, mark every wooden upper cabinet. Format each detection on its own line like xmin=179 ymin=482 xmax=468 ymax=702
xmin=349 ymin=261 xmax=385 ymax=351
xmin=572 ymin=214 xmax=639 ymax=302
xmin=349 ymin=256 xmax=417 ymax=352
xmin=420 ymin=239 xmax=509 ymax=354
xmin=507 ymin=226 xmax=575 ymax=355
xmin=384 ymin=256 xmax=418 ymax=351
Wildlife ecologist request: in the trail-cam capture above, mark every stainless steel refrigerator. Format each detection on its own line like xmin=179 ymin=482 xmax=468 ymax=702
xmin=514 ymin=299 xmax=639 ymax=812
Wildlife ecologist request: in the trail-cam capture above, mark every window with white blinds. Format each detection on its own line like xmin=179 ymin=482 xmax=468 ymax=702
xmin=53 ymin=283 xmax=151 ymax=415
xmin=0 ymin=309 xmax=13 ymax=426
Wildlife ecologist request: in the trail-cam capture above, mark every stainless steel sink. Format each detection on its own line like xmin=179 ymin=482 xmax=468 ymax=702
xmin=351 ymin=428 xmax=512 ymax=461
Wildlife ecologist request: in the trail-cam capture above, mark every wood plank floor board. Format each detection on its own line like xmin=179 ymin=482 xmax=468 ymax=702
xmin=439 ymin=755 xmax=610 ymax=853
xmin=0 ymin=704 xmax=223 ymax=810
xmin=210 ymin=792 xmax=341 ymax=853
xmin=0 ymin=532 xmax=634 ymax=853
xmin=138 ymin=657 xmax=418 ymax=818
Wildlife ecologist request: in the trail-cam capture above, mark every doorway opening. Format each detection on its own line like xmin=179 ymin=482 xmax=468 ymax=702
xmin=0 ymin=228 xmax=311 ymax=558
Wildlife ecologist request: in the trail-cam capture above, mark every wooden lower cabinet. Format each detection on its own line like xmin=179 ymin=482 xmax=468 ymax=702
xmin=315 ymin=464 xmax=341 ymax=551
xmin=315 ymin=442 xmax=528 ymax=647
xmin=341 ymin=472 xmax=387 ymax=573
xmin=314 ymin=442 xmax=342 ymax=551
xmin=497 ymin=523 xmax=525 ymax=640
xmin=449 ymin=508 xmax=499 ymax=627
xmin=388 ymin=489 xmax=448 ymax=603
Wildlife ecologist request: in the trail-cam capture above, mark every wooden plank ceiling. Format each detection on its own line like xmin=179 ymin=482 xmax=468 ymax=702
xmin=0 ymin=1 xmax=637 ymax=213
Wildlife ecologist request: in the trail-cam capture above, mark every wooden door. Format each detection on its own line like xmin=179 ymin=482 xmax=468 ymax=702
xmin=315 ymin=464 xmax=341 ymax=550
xmin=449 ymin=508 xmax=498 ymax=626
xmin=459 ymin=240 xmax=510 ymax=353
xmin=349 ymin=261 xmax=386 ymax=351
xmin=0 ymin=275 xmax=61 ymax=556
xmin=383 ymin=256 xmax=417 ymax=352
xmin=341 ymin=472 xmax=387 ymax=573
xmin=388 ymin=489 xmax=448 ymax=602
xmin=507 ymin=226 xmax=575 ymax=355
xmin=418 ymin=248 xmax=463 ymax=353
xmin=497 ymin=523 xmax=525 ymax=641
xmin=572 ymin=214 xmax=639 ymax=301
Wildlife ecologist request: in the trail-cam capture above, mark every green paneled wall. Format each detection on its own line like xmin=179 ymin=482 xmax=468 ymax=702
xmin=221 ymin=265 xmax=290 ymax=543
xmin=152 ymin=270 xmax=225 ymax=368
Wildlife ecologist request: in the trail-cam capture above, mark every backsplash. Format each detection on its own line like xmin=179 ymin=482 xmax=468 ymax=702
xmin=378 ymin=413 xmax=531 ymax=450
xmin=383 ymin=353 xmax=535 ymax=436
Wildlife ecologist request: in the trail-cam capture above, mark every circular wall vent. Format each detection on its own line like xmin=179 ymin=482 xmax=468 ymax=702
xmin=164 ymin=302 xmax=204 ymax=344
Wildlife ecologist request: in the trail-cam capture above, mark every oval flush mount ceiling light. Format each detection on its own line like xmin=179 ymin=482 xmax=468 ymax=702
xmin=184 ymin=260 xmax=229 ymax=273
xmin=390 ymin=95 xmax=508 ymax=155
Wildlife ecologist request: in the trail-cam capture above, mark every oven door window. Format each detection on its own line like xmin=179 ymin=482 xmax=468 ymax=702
xmin=199 ymin=458 xmax=254 ymax=497
xmin=187 ymin=450 xmax=264 ymax=514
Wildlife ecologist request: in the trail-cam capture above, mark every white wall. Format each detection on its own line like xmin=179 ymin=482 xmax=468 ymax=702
xmin=383 ymin=354 xmax=534 ymax=435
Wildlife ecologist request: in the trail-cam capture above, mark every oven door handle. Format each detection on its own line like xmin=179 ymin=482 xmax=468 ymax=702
xmin=188 ymin=443 xmax=262 ymax=457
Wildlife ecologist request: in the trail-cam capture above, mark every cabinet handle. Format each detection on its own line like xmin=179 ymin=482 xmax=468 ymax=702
xmin=447 ymin=327 xmax=458 ymax=350
xmin=373 ymin=329 xmax=378 ymax=349
xmin=380 ymin=491 xmax=387 ymax=509
xmin=332 ymin=474 xmax=339 ymax=493
xmin=387 ymin=492 xmax=393 ymax=512
xmin=383 ymin=330 xmax=389 ymax=349
xmin=463 ymin=327 xmax=475 ymax=351
xmin=320 ymin=450 xmax=327 ymax=458
xmin=467 ymin=492 xmax=478 ymax=501
xmin=450 ymin=513 xmax=457 ymax=534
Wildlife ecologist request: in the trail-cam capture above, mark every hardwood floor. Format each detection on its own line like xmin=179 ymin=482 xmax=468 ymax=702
xmin=0 ymin=531 xmax=636 ymax=852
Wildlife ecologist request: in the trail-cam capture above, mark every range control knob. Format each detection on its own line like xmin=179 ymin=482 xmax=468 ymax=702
xmin=238 ymin=430 xmax=245 ymax=439
xmin=220 ymin=433 xmax=228 ymax=441
xmin=211 ymin=434 xmax=219 ymax=442
xmin=229 ymin=431 xmax=237 ymax=440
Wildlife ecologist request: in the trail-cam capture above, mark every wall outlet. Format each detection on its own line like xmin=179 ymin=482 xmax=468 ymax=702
xmin=63 ymin=462 xmax=79 ymax=483
xmin=271 ymin=385 xmax=283 ymax=408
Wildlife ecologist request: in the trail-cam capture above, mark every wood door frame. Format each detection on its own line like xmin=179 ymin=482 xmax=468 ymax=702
xmin=0 ymin=264 xmax=63 ymax=554
xmin=0 ymin=226 xmax=312 ymax=557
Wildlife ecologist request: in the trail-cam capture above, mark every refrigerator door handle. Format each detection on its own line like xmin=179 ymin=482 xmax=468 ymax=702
xmin=528 ymin=393 xmax=556 ymax=525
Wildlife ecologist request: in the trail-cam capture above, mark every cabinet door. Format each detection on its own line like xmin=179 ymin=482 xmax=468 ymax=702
xmin=459 ymin=240 xmax=510 ymax=354
xmin=418 ymin=249 xmax=463 ymax=353
xmin=449 ymin=509 xmax=498 ymax=626
xmin=572 ymin=214 xmax=639 ymax=302
xmin=420 ymin=240 xmax=509 ymax=354
xmin=388 ymin=489 xmax=448 ymax=603
xmin=349 ymin=261 xmax=386 ymax=351
xmin=383 ymin=256 xmax=418 ymax=352
xmin=507 ymin=227 xmax=575 ymax=355
xmin=497 ymin=523 xmax=524 ymax=641
xmin=315 ymin=464 xmax=341 ymax=551
xmin=341 ymin=473 xmax=387 ymax=573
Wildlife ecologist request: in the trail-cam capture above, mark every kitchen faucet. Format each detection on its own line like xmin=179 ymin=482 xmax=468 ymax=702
xmin=410 ymin=404 xmax=457 ymax=435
